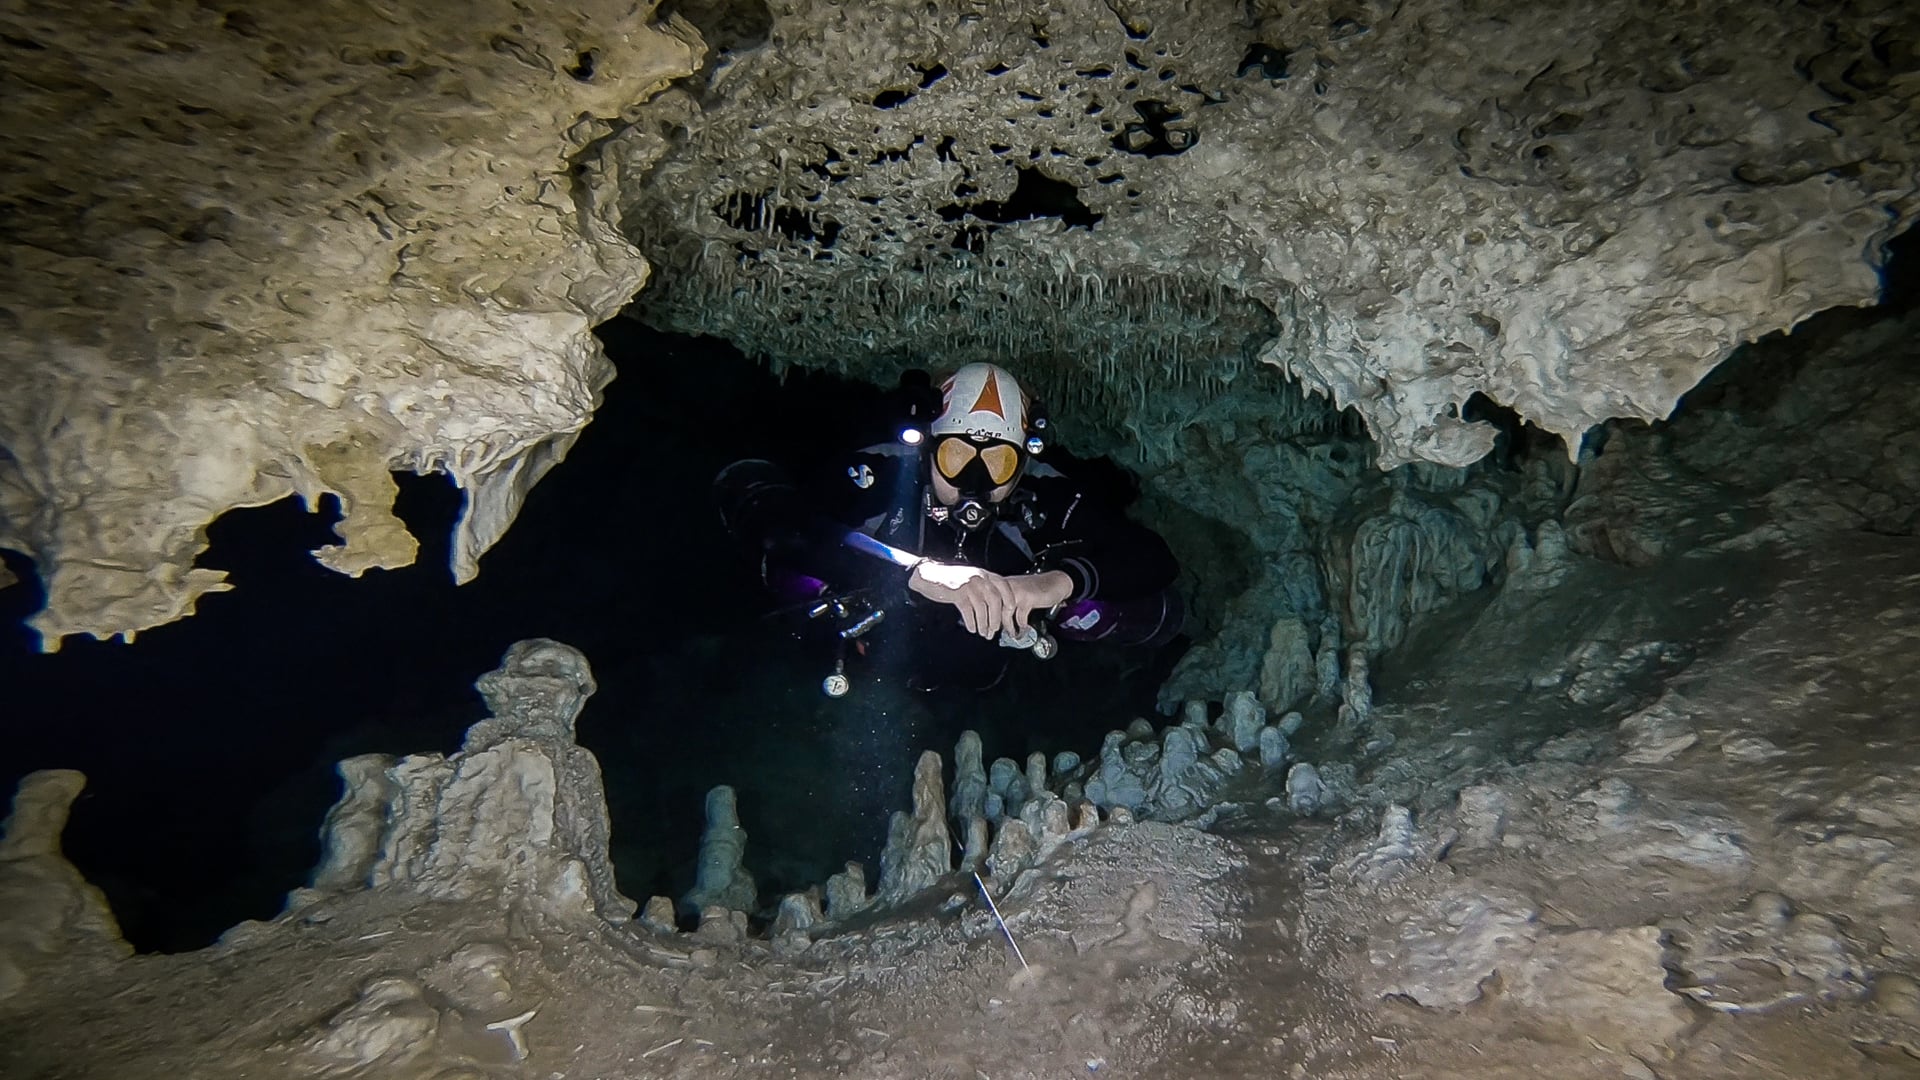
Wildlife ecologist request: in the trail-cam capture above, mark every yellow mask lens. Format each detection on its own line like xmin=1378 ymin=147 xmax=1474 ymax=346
xmin=935 ymin=437 xmax=1023 ymax=486
xmin=980 ymin=443 xmax=1021 ymax=485
xmin=935 ymin=437 xmax=977 ymax=480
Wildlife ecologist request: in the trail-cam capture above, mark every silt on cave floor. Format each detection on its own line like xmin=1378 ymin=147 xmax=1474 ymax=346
xmin=5 ymin=307 xmax=1920 ymax=1077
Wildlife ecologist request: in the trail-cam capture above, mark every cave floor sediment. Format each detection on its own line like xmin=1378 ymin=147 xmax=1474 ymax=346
xmin=5 ymin=536 xmax=1920 ymax=1079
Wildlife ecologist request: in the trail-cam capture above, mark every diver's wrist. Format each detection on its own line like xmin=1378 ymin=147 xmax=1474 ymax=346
xmin=1030 ymin=569 xmax=1075 ymax=609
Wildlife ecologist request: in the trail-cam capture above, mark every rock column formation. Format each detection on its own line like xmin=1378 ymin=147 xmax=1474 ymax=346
xmin=684 ymin=786 xmax=759 ymax=917
xmin=298 ymin=639 xmax=637 ymax=923
xmin=876 ymin=751 xmax=954 ymax=903
xmin=0 ymin=770 xmax=130 ymax=1001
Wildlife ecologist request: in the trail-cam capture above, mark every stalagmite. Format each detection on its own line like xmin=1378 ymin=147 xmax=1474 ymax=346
xmin=311 ymin=640 xmax=636 ymax=923
xmin=1223 ymin=691 xmax=1265 ymax=756
xmin=876 ymin=751 xmax=953 ymax=904
xmin=950 ymin=731 xmax=988 ymax=824
xmin=1314 ymin=617 xmax=1344 ymax=701
xmin=1286 ymin=763 xmax=1326 ymax=817
xmin=639 ymin=896 xmax=677 ymax=933
xmin=1182 ymin=700 xmax=1209 ymax=730
xmin=986 ymin=757 xmax=1028 ymax=823
xmin=1086 ymin=731 xmax=1148 ymax=812
xmin=959 ymin=816 xmax=991 ymax=874
xmin=823 ymin=862 xmax=872 ymax=920
xmin=698 ymin=906 xmax=750 ymax=944
xmin=1157 ymin=727 xmax=1202 ymax=816
xmin=308 ymin=754 xmax=398 ymax=894
xmin=1021 ymin=797 xmax=1074 ymax=863
xmin=1343 ymin=646 xmax=1374 ymax=722
xmin=1024 ymin=752 xmax=1050 ymax=802
xmin=1258 ymin=726 xmax=1289 ymax=774
xmin=1257 ymin=616 xmax=1316 ymax=716
xmin=1344 ymin=804 xmax=1420 ymax=884
xmin=0 ymin=770 xmax=130 ymax=1002
xmin=1179 ymin=703 xmax=1210 ymax=740
xmin=985 ymin=819 xmax=1036 ymax=882
xmin=684 ymin=786 xmax=757 ymax=917
xmin=771 ymin=891 xmax=824 ymax=937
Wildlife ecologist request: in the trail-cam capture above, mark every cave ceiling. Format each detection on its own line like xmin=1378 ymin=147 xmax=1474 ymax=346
xmin=619 ymin=0 xmax=1920 ymax=461
xmin=0 ymin=0 xmax=1916 ymax=648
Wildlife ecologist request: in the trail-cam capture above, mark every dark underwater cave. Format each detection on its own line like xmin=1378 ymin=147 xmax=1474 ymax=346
xmin=8 ymin=227 xmax=1915 ymax=954
xmin=0 ymin=321 xmax=1184 ymax=952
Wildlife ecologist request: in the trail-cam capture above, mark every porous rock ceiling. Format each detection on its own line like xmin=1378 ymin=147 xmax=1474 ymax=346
xmin=0 ymin=0 xmax=1916 ymax=648
xmin=620 ymin=0 xmax=1918 ymax=461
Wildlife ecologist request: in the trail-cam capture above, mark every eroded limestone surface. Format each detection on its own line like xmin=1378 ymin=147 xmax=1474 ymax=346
xmin=5 ymin=0 xmax=1914 ymax=651
xmin=618 ymin=0 xmax=1918 ymax=467
xmin=0 ymin=3 xmax=700 ymax=647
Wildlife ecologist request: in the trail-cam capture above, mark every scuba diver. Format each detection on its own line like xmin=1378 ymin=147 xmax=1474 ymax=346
xmin=715 ymin=362 xmax=1183 ymax=695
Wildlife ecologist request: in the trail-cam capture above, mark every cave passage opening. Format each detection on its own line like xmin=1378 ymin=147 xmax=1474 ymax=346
xmin=0 ymin=322 xmax=1185 ymax=951
xmin=11 ymin=227 xmax=1914 ymax=952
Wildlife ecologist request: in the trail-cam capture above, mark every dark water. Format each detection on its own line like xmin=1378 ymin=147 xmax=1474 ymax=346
xmin=0 ymin=322 xmax=1180 ymax=951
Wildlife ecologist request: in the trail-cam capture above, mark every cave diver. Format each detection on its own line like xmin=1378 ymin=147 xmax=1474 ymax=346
xmin=714 ymin=362 xmax=1184 ymax=696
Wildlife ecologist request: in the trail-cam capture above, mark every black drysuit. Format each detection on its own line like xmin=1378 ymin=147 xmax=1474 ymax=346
xmin=716 ymin=445 xmax=1183 ymax=690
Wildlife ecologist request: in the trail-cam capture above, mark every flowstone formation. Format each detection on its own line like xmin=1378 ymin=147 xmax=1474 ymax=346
xmin=0 ymin=3 xmax=701 ymax=648
xmin=614 ymin=0 xmax=1918 ymax=466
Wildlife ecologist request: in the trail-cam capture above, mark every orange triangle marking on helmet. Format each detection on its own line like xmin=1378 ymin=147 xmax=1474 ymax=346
xmin=969 ymin=370 xmax=1007 ymax=419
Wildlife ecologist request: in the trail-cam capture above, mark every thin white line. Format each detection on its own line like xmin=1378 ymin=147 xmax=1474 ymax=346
xmin=973 ymin=872 xmax=1030 ymax=971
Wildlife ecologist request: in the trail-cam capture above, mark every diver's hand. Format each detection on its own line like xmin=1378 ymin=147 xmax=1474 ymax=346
xmin=908 ymin=562 xmax=1074 ymax=639
xmin=907 ymin=561 xmax=1018 ymax=639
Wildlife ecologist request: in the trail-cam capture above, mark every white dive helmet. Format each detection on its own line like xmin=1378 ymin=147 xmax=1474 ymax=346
xmin=932 ymin=362 xmax=1029 ymax=443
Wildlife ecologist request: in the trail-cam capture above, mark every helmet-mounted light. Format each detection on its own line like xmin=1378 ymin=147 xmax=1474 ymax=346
xmin=1024 ymin=415 xmax=1048 ymax=456
xmin=894 ymin=368 xmax=939 ymax=448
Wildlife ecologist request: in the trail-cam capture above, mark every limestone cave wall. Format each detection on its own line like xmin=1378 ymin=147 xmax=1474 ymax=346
xmin=3 ymin=0 xmax=1917 ymax=657
xmin=0 ymin=3 xmax=700 ymax=647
